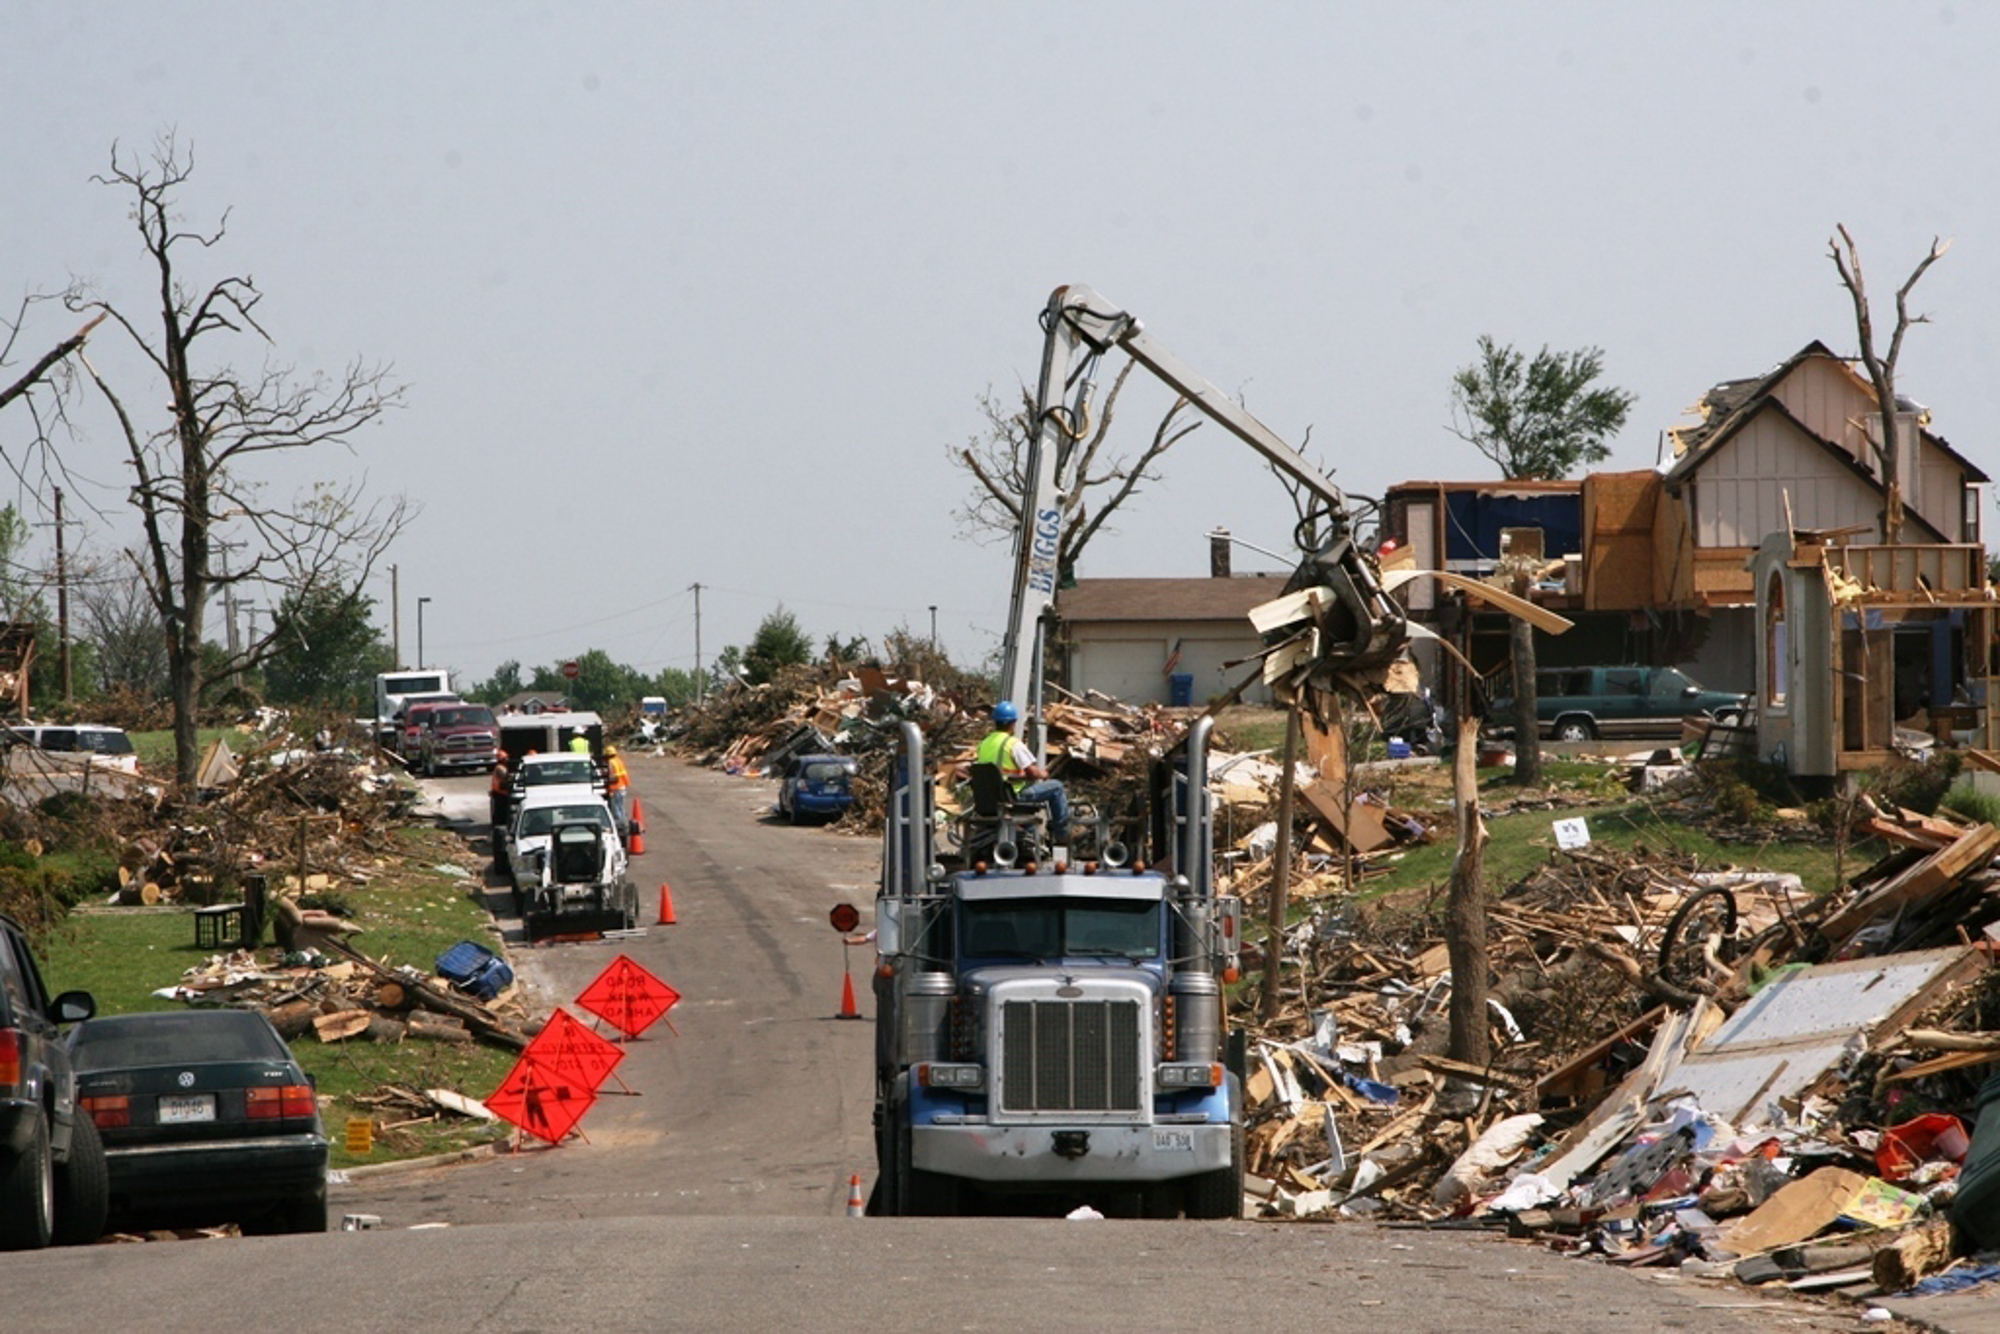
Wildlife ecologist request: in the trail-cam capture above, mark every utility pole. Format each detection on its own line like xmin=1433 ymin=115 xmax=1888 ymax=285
xmin=51 ymin=487 xmax=70 ymax=703
xmin=213 ymin=539 xmax=245 ymax=690
xmin=928 ymin=604 xmax=938 ymax=650
xmin=691 ymin=582 xmax=704 ymax=702
xmin=417 ymin=596 xmax=431 ymax=671
xmin=389 ymin=563 xmax=401 ymax=668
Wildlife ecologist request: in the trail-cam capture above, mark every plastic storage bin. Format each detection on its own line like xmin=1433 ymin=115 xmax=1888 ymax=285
xmin=435 ymin=940 xmax=514 ymax=1001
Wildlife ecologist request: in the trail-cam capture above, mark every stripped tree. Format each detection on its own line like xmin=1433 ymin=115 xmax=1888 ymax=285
xmin=69 ymin=137 xmax=412 ymax=787
xmin=1829 ymin=226 xmax=1949 ymax=545
xmin=951 ymin=364 xmax=1201 ymax=579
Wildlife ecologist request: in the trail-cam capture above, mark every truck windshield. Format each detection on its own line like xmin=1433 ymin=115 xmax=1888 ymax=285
xmin=433 ymin=707 xmax=495 ymax=728
xmin=959 ymin=896 xmax=1161 ymax=961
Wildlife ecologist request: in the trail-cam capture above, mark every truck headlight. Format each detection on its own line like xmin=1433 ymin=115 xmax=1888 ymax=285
xmin=1156 ymin=1062 xmax=1222 ymax=1089
xmin=916 ymin=1062 xmax=985 ymax=1090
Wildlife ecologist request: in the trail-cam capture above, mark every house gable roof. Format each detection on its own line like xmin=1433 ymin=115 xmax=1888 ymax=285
xmin=1664 ymin=341 xmax=1984 ymax=535
xmin=1057 ymin=575 xmax=1289 ymax=624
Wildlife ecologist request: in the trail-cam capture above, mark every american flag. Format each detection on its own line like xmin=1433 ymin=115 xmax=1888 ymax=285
xmin=1162 ymin=638 xmax=1183 ymax=677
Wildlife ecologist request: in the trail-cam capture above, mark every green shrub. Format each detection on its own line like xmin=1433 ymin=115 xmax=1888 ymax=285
xmin=1942 ymin=782 xmax=2000 ymax=827
xmin=1872 ymin=752 xmax=1964 ymax=816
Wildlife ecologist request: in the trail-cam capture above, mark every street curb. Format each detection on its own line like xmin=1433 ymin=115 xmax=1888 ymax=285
xmin=335 ymin=1139 xmax=503 ymax=1182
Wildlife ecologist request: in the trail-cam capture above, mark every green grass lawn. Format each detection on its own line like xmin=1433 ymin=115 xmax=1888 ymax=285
xmin=127 ymin=726 xmax=240 ymax=772
xmin=1366 ymin=792 xmax=1875 ymax=903
xmin=43 ymin=827 xmax=517 ymax=1168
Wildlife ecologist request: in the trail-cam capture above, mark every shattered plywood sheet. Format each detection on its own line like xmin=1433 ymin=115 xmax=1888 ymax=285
xmin=1661 ymin=945 xmax=1983 ymax=1126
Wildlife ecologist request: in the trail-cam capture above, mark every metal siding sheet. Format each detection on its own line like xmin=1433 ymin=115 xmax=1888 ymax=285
xmin=1666 ymin=947 xmax=1969 ymax=1124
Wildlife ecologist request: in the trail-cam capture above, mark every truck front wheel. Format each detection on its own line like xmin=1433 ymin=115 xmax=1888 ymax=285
xmin=885 ymin=1116 xmax=959 ymax=1216
xmin=1183 ymin=1121 xmax=1244 ymax=1220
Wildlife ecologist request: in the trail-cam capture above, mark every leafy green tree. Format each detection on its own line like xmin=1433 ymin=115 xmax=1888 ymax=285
xmin=743 ymin=607 xmax=812 ymax=685
xmin=197 ymin=639 xmax=260 ymax=703
xmin=1449 ymin=335 xmax=1636 ymax=480
xmin=468 ymin=659 xmax=525 ymax=704
xmin=709 ymin=645 xmax=745 ymax=690
xmin=563 ymin=648 xmax=647 ymax=712
xmin=526 ymin=661 xmax=567 ymax=695
xmin=823 ymin=632 xmax=869 ymax=662
xmin=653 ymin=666 xmax=702 ymax=707
xmin=261 ymin=588 xmax=393 ymax=712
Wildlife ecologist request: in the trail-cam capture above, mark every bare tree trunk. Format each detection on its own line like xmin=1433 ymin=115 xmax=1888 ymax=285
xmin=1830 ymin=226 xmax=1948 ymax=547
xmin=1510 ymin=571 xmax=1541 ymax=786
xmin=1445 ymin=716 xmax=1491 ymax=1067
xmin=1259 ymin=705 xmax=1302 ymax=1026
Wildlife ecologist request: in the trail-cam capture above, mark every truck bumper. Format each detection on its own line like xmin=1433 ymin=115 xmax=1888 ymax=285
xmin=911 ymin=1121 xmax=1231 ymax=1184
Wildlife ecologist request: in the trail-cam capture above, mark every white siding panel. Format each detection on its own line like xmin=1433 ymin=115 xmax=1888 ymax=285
xmin=1772 ymin=355 xmax=1871 ymax=464
xmin=1694 ymin=416 xmax=1880 ymax=547
xmin=1916 ymin=441 xmax=1966 ymax=540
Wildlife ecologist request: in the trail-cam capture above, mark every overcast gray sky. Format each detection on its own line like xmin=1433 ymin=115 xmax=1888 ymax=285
xmin=5 ymin=2 xmax=1995 ymax=687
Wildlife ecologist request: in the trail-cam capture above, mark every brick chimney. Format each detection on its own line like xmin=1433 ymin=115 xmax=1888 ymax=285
xmin=1208 ymin=527 xmax=1231 ymax=578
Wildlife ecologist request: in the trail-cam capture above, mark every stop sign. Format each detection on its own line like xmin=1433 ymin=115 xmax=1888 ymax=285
xmin=828 ymin=903 xmax=860 ymax=934
xmin=561 ymin=660 xmax=580 ymax=680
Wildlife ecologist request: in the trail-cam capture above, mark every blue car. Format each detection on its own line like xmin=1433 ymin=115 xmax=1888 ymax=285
xmin=777 ymin=754 xmax=857 ymax=824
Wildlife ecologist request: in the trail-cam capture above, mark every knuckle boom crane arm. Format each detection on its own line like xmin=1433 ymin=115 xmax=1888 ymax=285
xmin=998 ymin=285 xmax=1409 ymax=738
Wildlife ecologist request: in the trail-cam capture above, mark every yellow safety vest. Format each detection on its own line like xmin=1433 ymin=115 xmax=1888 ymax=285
xmin=977 ymin=730 xmax=1024 ymax=787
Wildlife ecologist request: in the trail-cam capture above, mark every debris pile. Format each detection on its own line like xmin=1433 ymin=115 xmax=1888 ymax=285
xmin=111 ymin=743 xmax=416 ymax=908
xmin=1238 ymin=808 xmax=2000 ymax=1301
xmin=164 ymin=935 xmax=534 ymax=1053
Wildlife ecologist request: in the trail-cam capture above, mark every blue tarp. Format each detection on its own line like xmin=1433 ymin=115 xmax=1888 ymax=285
xmin=1441 ymin=491 xmax=1582 ymax=562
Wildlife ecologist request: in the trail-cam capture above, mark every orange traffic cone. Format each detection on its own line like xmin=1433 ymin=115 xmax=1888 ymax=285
xmin=837 ymin=969 xmax=861 ymax=1020
xmin=628 ymin=798 xmax=646 ymax=854
xmin=657 ymin=881 xmax=678 ymax=926
xmin=845 ymin=1172 xmax=865 ymax=1217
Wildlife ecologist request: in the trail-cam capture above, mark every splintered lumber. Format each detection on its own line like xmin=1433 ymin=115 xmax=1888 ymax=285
xmin=1901 ymin=1028 xmax=2000 ymax=1052
xmin=1871 ymin=1220 xmax=1958 ymax=1291
xmin=1297 ymin=779 xmax=1394 ymax=855
xmin=1416 ymin=1053 xmax=1530 ymax=1089
xmin=1820 ymin=824 xmax=2000 ymax=948
xmin=314 ymin=1010 xmax=377 ymax=1042
xmin=426 ymin=1088 xmax=496 ymax=1121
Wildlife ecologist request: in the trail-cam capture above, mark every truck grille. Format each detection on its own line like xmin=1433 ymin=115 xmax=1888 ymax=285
xmin=998 ymin=999 xmax=1142 ymax=1113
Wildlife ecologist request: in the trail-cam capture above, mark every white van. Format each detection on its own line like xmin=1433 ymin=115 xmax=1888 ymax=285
xmin=8 ymin=724 xmax=141 ymax=773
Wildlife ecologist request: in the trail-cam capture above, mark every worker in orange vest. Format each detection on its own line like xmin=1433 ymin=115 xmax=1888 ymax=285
xmin=605 ymin=744 xmax=632 ymax=837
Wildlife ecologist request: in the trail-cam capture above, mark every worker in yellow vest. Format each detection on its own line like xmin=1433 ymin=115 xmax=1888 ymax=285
xmin=975 ymin=701 xmax=1069 ymax=843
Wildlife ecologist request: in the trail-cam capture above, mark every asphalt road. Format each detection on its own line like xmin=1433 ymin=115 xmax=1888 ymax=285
xmin=0 ymin=752 xmax=1872 ymax=1332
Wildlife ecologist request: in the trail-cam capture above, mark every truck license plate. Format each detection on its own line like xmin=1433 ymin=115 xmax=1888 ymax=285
xmin=1152 ymin=1129 xmax=1194 ymax=1153
xmin=158 ymin=1094 xmax=215 ymax=1124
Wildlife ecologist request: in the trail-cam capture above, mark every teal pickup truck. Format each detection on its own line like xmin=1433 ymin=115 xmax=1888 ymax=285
xmin=1492 ymin=665 xmax=1749 ymax=742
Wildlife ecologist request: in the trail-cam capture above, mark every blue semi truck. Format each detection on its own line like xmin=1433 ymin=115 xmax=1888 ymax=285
xmin=868 ymin=717 xmax=1245 ymax=1217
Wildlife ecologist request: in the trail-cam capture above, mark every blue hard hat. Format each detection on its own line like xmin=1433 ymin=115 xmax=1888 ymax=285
xmin=992 ymin=701 xmax=1020 ymax=724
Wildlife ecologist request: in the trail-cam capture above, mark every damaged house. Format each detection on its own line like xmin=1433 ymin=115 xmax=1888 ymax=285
xmin=1650 ymin=339 xmax=1986 ymax=690
xmin=1383 ymin=341 xmax=1988 ymax=707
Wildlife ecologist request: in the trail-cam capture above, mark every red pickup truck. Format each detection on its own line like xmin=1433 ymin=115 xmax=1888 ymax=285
xmin=406 ymin=702 xmax=499 ymax=776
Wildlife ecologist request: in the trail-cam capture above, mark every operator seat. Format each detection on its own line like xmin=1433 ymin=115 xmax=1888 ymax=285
xmin=963 ymin=762 xmax=1046 ymax=862
xmin=552 ymin=823 xmax=604 ymax=883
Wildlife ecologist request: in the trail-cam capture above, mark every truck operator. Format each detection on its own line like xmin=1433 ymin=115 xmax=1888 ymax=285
xmin=975 ymin=701 xmax=1070 ymax=845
